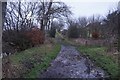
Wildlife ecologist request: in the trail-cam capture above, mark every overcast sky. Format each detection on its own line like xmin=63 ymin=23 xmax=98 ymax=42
xmin=6 ymin=0 xmax=120 ymax=18
xmin=61 ymin=0 xmax=119 ymax=18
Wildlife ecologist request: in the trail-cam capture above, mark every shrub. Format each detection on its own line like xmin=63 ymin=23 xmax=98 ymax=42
xmin=15 ymin=32 xmax=32 ymax=51
xmin=68 ymin=25 xmax=80 ymax=38
xmin=49 ymin=26 xmax=56 ymax=38
xmin=26 ymin=28 xmax=45 ymax=46
xmin=3 ymin=28 xmax=45 ymax=52
xmin=92 ymin=32 xmax=99 ymax=39
xmin=3 ymin=30 xmax=32 ymax=52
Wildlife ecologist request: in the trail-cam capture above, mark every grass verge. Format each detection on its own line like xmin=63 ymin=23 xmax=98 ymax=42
xmin=77 ymin=45 xmax=119 ymax=77
xmin=25 ymin=44 xmax=61 ymax=78
xmin=9 ymin=43 xmax=61 ymax=78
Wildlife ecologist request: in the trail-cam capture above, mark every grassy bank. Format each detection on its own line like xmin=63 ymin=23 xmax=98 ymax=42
xmin=77 ymin=45 xmax=119 ymax=77
xmin=25 ymin=44 xmax=61 ymax=78
xmin=9 ymin=43 xmax=61 ymax=78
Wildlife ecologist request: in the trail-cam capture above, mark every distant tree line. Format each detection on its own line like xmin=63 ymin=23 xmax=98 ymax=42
xmin=67 ymin=10 xmax=119 ymax=40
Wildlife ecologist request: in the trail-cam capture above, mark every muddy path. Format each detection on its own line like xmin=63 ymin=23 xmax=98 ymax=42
xmin=39 ymin=45 xmax=107 ymax=78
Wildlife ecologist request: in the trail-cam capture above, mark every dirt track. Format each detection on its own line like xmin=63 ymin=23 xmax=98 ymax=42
xmin=39 ymin=45 xmax=106 ymax=78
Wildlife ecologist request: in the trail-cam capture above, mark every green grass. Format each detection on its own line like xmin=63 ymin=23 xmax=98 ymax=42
xmin=77 ymin=45 xmax=119 ymax=77
xmin=25 ymin=44 xmax=61 ymax=78
xmin=9 ymin=43 xmax=61 ymax=78
xmin=10 ymin=47 xmax=45 ymax=64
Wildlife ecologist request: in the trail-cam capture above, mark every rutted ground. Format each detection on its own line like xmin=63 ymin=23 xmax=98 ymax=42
xmin=39 ymin=45 xmax=107 ymax=78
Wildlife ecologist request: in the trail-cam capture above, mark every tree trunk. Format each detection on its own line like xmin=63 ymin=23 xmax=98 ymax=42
xmin=0 ymin=2 xmax=2 ymax=79
xmin=40 ymin=19 xmax=44 ymax=31
xmin=117 ymin=11 xmax=120 ymax=78
xmin=0 ymin=2 xmax=7 ymax=79
xmin=118 ymin=13 xmax=120 ymax=52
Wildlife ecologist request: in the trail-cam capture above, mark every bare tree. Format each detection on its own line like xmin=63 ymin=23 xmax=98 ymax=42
xmin=78 ymin=17 xmax=88 ymax=27
xmin=37 ymin=0 xmax=72 ymax=31
xmin=4 ymin=1 xmax=39 ymax=31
